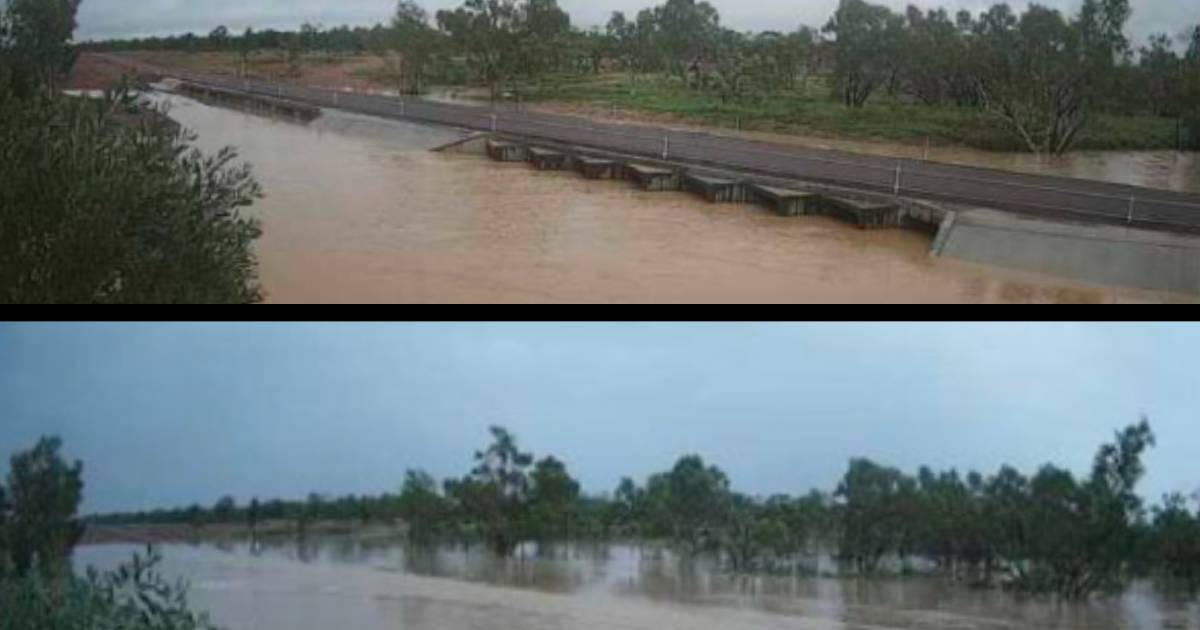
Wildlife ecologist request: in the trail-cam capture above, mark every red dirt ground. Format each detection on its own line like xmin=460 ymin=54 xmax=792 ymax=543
xmin=66 ymin=52 xmax=139 ymax=90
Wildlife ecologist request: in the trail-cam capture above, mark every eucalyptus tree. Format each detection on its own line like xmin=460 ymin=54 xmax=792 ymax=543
xmin=1150 ymin=493 xmax=1200 ymax=590
xmin=398 ymin=469 xmax=449 ymax=544
xmin=899 ymin=7 xmax=974 ymax=106
xmin=823 ymin=0 xmax=903 ymax=107
xmin=511 ymin=0 xmax=571 ymax=96
xmin=207 ymin=25 xmax=229 ymax=50
xmin=392 ymin=0 xmax=439 ymax=94
xmin=438 ymin=0 xmax=569 ymax=102
xmin=606 ymin=9 xmax=662 ymax=83
xmin=649 ymin=0 xmax=720 ymax=84
xmin=660 ymin=455 xmax=731 ymax=555
xmin=247 ymin=497 xmax=260 ymax=537
xmin=985 ymin=419 xmax=1155 ymax=598
xmin=2 ymin=0 xmax=79 ymax=96
xmin=711 ymin=29 xmax=753 ymax=101
xmin=237 ymin=27 xmax=254 ymax=77
xmin=5 ymin=437 xmax=84 ymax=578
xmin=1184 ymin=26 xmax=1200 ymax=147
xmin=528 ymin=456 xmax=580 ymax=542
xmin=968 ymin=0 xmax=1133 ymax=154
xmin=749 ymin=29 xmax=813 ymax=92
xmin=609 ymin=476 xmax=643 ymax=538
xmin=467 ymin=425 xmax=533 ymax=555
xmin=212 ymin=496 xmax=236 ymax=521
xmin=1139 ymin=33 xmax=1180 ymax=116
xmin=835 ymin=458 xmax=907 ymax=573
xmin=722 ymin=493 xmax=761 ymax=571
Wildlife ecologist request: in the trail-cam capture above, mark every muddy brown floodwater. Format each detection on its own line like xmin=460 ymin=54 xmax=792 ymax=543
xmin=75 ymin=539 xmax=1199 ymax=630
xmin=150 ymin=91 xmax=1192 ymax=303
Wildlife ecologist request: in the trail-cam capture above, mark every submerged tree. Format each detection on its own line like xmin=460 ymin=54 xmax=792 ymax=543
xmin=661 ymin=455 xmax=730 ymax=555
xmin=835 ymin=458 xmax=906 ymax=573
xmin=465 ymin=426 xmax=533 ymax=555
xmin=527 ymin=456 xmax=580 ymax=543
xmin=1150 ymin=493 xmax=1200 ymax=590
xmin=397 ymin=469 xmax=449 ymax=544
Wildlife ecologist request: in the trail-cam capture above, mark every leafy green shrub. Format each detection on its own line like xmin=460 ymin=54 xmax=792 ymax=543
xmin=0 ymin=85 xmax=264 ymax=303
xmin=0 ymin=546 xmax=219 ymax=630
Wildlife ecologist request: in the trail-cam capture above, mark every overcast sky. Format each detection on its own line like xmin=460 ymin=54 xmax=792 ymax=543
xmin=1 ymin=322 xmax=1197 ymax=515
xmin=75 ymin=0 xmax=1198 ymax=48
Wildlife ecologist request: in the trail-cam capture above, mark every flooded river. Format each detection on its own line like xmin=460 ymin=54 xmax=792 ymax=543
xmin=75 ymin=538 xmax=1199 ymax=630
xmin=152 ymin=92 xmax=1193 ymax=303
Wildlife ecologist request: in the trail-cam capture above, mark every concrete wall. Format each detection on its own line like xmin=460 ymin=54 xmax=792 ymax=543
xmin=937 ymin=209 xmax=1200 ymax=295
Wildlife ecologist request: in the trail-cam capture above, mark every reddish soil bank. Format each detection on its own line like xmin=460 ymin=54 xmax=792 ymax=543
xmin=66 ymin=53 xmax=139 ymax=90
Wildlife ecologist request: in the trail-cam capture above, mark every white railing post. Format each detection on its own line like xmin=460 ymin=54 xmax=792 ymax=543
xmin=893 ymin=163 xmax=902 ymax=195
xmin=662 ymin=136 xmax=669 ymax=160
xmin=400 ymin=99 xmax=405 ymax=116
xmin=1127 ymin=195 xmax=1135 ymax=223
xmin=490 ymin=113 xmax=497 ymax=132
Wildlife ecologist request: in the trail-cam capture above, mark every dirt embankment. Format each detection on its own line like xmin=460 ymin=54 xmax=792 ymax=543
xmin=67 ymin=52 xmax=140 ymax=90
xmin=111 ymin=50 xmax=390 ymax=92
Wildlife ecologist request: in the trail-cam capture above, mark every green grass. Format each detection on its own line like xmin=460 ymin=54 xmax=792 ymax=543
xmin=527 ymin=72 xmax=1182 ymax=152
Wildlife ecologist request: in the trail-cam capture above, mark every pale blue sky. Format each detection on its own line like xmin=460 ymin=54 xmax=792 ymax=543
xmin=1 ymin=322 xmax=1196 ymax=514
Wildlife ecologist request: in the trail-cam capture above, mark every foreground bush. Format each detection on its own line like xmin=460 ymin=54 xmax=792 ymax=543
xmin=0 ymin=546 xmax=218 ymax=630
xmin=0 ymin=86 xmax=264 ymax=303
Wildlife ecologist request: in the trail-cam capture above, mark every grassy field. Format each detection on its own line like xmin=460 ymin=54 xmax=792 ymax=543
xmin=526 ymin=71 xmax=1182 ymax=152
xmin=118 ymin=51 xmax=1182 ymax=152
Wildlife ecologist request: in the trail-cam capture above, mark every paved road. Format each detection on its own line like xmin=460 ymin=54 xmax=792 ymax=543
xmin=103 ymin=54 xmax=1200 ymax=233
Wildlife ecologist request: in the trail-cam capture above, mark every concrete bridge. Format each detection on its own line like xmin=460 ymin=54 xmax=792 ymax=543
xmin=464 ymin=136 xmax=919 ymax=230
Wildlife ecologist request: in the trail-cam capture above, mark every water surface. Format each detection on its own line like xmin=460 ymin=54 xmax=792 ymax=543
xmin=75 ymin=538 xmax=1200 ymax=630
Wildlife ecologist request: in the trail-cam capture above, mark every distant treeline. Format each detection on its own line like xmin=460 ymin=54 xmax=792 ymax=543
xmin=80 ymin=0 xmax=1200 ymax=154
xmin=90 ymin=419 xmax=1200 ymax=600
